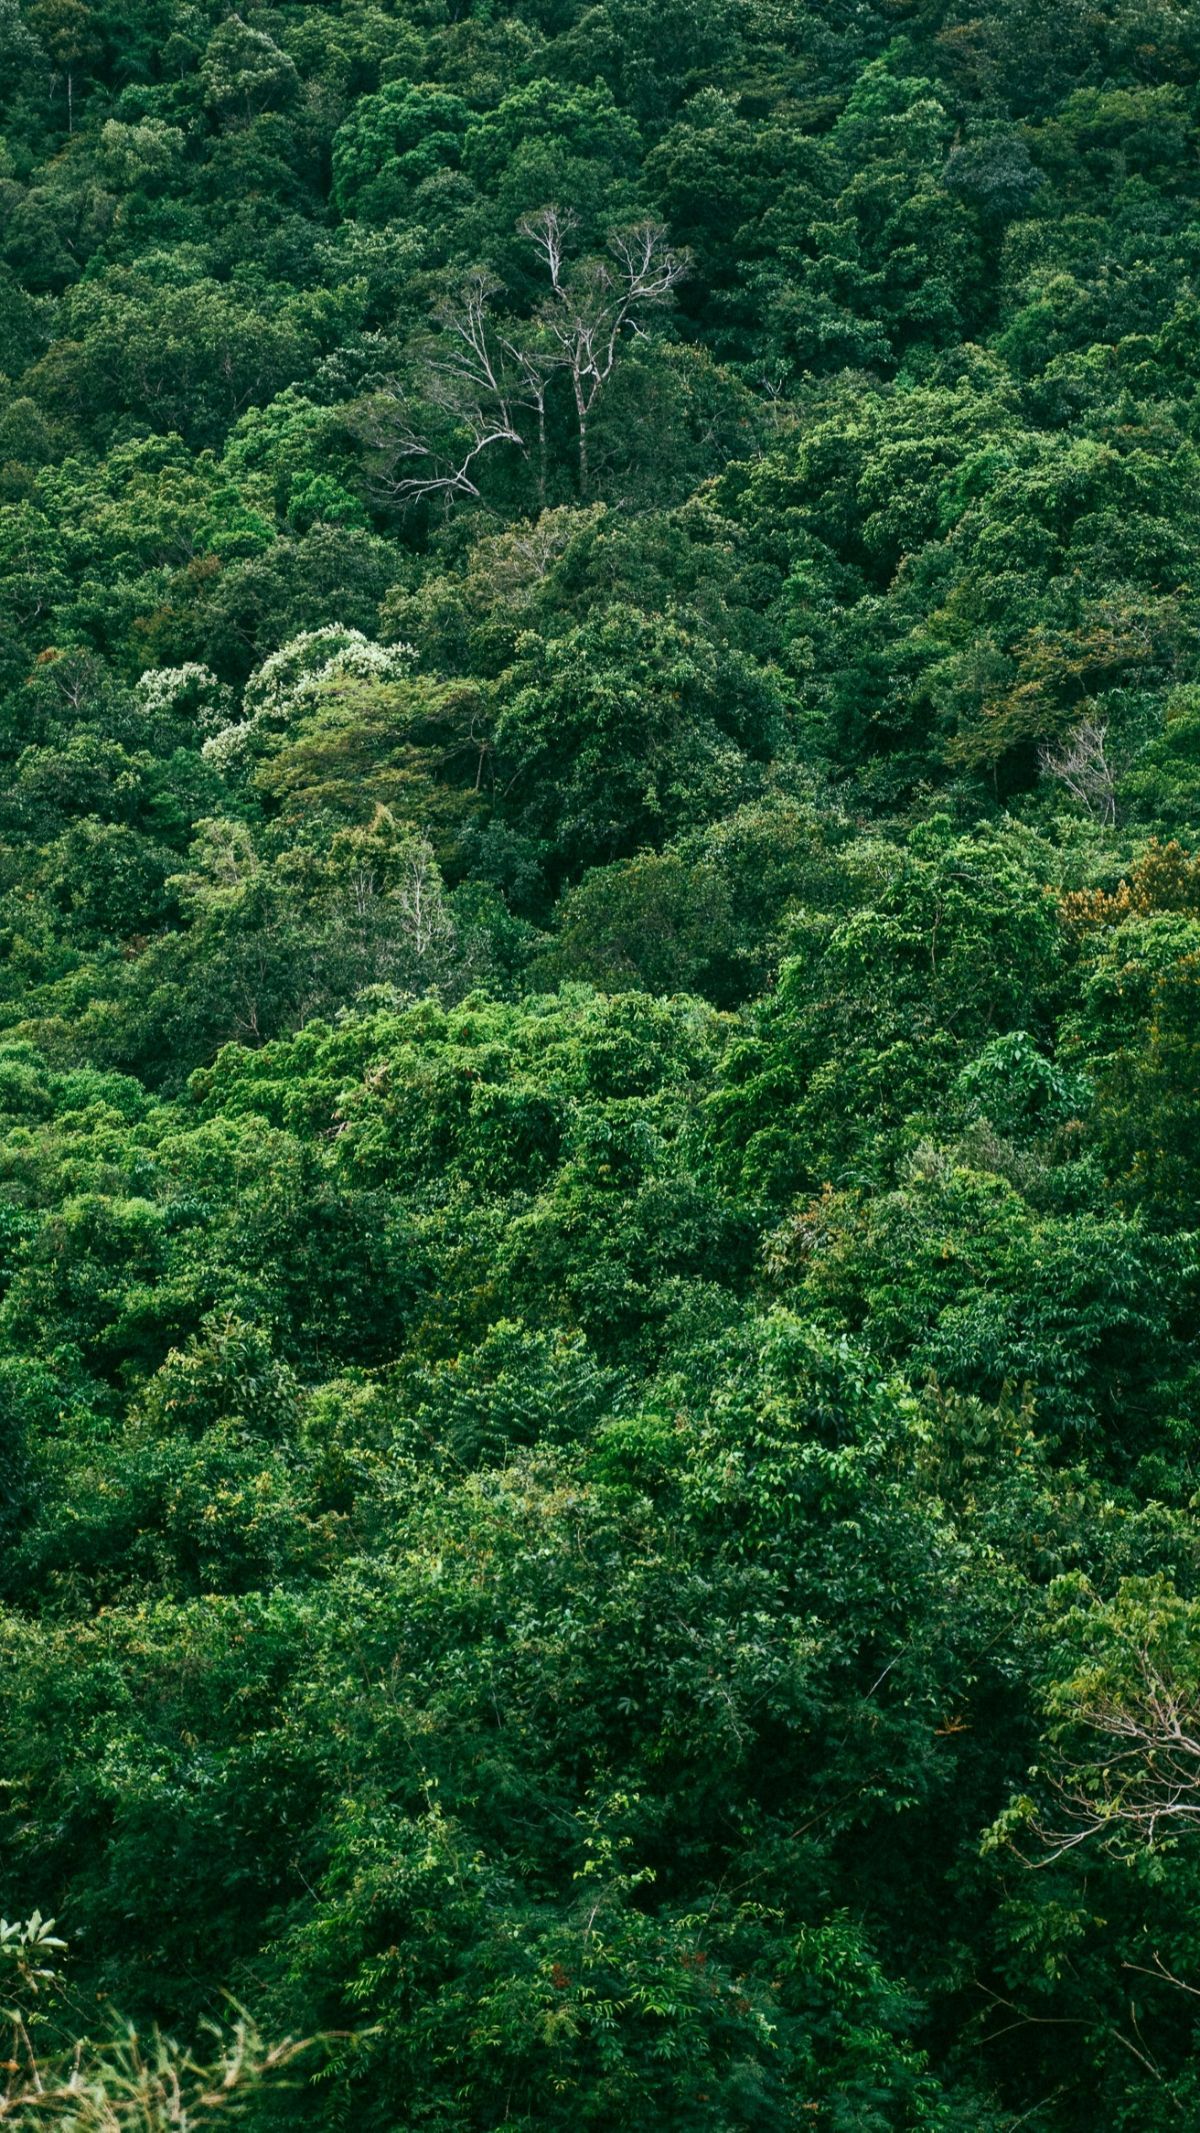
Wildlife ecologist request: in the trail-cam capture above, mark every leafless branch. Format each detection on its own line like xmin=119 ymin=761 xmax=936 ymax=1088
xmin=519 ymin=206 xmax=688 ymax=493
xmin=1027 ymin=1643 xmax=1200 ymax=1860
xmin=1039 ymin=717 xmax=1117 ymax=824
xmin=361 ymin=208 xmax=686 ymax=509
xmin=362 ymin=271 xmax=540 ymax=507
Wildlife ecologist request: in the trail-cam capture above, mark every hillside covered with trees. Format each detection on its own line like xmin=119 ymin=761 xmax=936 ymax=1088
xmin=5 ymin=1 xmax=1200 ymax=2126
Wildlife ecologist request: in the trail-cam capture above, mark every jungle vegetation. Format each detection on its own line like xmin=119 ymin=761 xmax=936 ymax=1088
xmin=6 ymin=2 xmax=1200 ymax=2126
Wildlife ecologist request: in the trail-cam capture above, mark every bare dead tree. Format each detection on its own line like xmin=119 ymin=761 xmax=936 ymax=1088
xmin=1039 ymin=717 xmax=1117 ymax=824
xmin=519 ymin=207 xmax=689 ymax=496
xmin=359 ymin=210 xmax=686 ymax=511
xmin=1024 ymin=1644 xmax=1200 ymax=1862
xmin=355 ymin=271 xmax=547 ymax=509
xmin=393 ymin=836 xmax=456 ymax=960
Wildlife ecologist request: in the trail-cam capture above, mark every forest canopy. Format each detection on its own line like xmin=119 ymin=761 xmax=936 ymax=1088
xmin=5 ymin=2 xmax=1200 ymax=2128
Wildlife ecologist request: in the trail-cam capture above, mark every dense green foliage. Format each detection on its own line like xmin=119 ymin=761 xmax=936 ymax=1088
xmin=6 ymin=2 xmax=1200 ymax=2126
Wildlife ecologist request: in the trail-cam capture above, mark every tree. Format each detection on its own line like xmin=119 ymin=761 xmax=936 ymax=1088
xmin=520 ymin=207 xmax=688 ymax=494
xmin=356 ymin=268 xmax=548 ymax=508
xmin=27 ymin=0 xmax=100 ymax=134
xmin=331 ymin=80 xmax=470 ymax=223
xmin=1039 ymin=717 xmax=1118 ymax=822
xmin=200 ymin=15 xmax=300 ymax=124
xmin=362 ymin=210 xmax=686 ymax=507
xmin=995 ymin=1578 xmax=1200 ymax=1860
